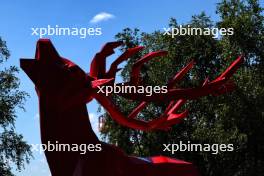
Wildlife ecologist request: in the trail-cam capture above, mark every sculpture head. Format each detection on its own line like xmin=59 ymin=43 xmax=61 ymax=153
xmin=20 ymin=39 xmax=110 ymax=108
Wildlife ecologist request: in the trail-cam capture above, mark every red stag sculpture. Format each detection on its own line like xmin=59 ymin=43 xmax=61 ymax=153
xmin=20 ymin=39 xmax=243 ymax=176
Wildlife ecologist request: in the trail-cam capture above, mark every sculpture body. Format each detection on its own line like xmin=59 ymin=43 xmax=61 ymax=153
xmin=20 ymin=39 xmax=242 ymax=176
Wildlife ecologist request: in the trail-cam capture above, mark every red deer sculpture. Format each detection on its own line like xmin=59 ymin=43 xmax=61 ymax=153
xmin=20 ymin=39 xmax=243 ymax=176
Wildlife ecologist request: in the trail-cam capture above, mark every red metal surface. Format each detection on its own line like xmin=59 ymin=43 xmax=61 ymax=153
xmin=20 ymin=39 xmax=242 ymax=176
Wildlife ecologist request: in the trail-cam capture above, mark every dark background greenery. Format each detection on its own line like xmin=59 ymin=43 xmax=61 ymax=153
xmin=100 ymin=0 xmax=264 ymax=175
xmin=0 ymin=37 xmax=31 ymax=175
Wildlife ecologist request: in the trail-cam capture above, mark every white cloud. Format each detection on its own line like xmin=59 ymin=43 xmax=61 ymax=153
xmin=90 ymin=12 xmax=115 ymax=24
xmin=34 ymin=113 xmax=39 ymax=120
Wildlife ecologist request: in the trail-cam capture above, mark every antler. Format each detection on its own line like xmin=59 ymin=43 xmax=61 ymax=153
xmin=89 ymin=41 xmax=243 ymax=131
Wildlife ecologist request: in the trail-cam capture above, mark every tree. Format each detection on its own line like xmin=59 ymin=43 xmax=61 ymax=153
xmin=100 ymin=0 xmax=264 ymax=175
xmin=0 ymin=37 xmax=32 ymax=175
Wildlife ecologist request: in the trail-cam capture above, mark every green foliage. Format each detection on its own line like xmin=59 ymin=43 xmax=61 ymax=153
xmin=0 ymin=37 xmax=32 ymax=176
xmin=101 ymin=0 xmax=264 ymax=175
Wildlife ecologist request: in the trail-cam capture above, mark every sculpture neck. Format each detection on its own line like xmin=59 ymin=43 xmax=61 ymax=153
xmin=38 ymin=94 xmax=98 ymax=145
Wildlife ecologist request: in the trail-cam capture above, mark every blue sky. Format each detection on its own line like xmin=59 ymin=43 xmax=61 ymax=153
xmin=1 ymin=0 xmax=259 ymax=175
